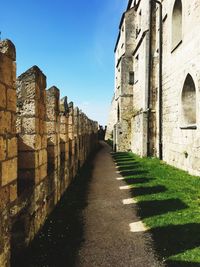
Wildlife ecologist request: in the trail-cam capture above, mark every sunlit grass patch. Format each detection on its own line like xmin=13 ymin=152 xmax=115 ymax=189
xmin=113 ymin=152 xmax=200 ymax=266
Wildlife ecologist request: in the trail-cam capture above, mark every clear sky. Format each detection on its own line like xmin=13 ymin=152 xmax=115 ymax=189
xmin=1 ymin=0 xmax=127 ymax=125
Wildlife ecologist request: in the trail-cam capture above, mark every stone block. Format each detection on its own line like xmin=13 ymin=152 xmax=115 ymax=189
xmin=47 ymin=146 xmax=58 ymax=158
xmin=9 ymin=182 xmax=17 ymax=202
xmin=16 ymin=117 xmax=22 ymax=134
xmin=7 ymin=137 xmax=17 ymax=159
xmin=0 ymin=137 xmax=6 ymax=161
xmin=7 ymin=88 xmax=16 ymax=112
xmin=2 ymin=158 xmax=17 ymax=186
xmin=19 ymin=168 xmax=38 ymax=186
xmin=41 ymin=135 xmax=47 ymax=149
xmin=18 ymin=151 xmax=39 ymax=169
xmin=0 ymin=111 xmax=11 ymax=134
xmin=39 ymin=149 xmax=47 ymax=166
xmin=60 ymin=142 xmax=65 ymax=154
xmin=0 ymin=53 xmax=15 ymax=87
xmin=22 ymin=117 xmax=39 ymax=134
xmin=46 ymin=121 xmax=57 ymax=134
xmin=11 ymin=113 xmax=17 ymax=134
xmin=0 ymin=186 xmax=9 ymax=210
xmin=0 ymin=83 xmax=6 ymax=109
xmin=60 ymin=96 xmax=68 ymax=114
xmin=39 ymin=163 xmax=47 ymax=181
xmin=60 ymin=124 xmax=67 ymax=134
xmin=0 ymin=39 xmax=16 ymax=61
xmin=18 ymin=134 xmax=41 ymax=151
xmin=60 ymin=133 xmax=67 ymax=143
xmin=68 ymin=116 xmax=73 ymax=125
xmin=60 ymin=115 xmax=67 ymax=124
xmin=47 ymin=134 xmax=58 ymax=145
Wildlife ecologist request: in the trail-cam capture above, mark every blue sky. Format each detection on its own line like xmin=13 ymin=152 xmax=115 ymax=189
xmin=1 ymin=0 xmax=127 ymax=125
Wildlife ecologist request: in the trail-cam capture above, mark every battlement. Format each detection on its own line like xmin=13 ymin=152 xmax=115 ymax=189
xmin=0 ymin=40 xmax=98 ymax=266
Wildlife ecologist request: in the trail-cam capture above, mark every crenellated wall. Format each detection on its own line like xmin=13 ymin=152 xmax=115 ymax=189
xmin=0 ymin=39 xmax=98 ymax=267
xmin=0 ymin=39 xmax=17 ymax=267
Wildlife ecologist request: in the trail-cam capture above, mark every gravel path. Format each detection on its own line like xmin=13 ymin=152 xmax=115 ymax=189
xmin=76 ymin=142 xmax=164 ymax=267
xmin=13 ymin=141 xmax=164 ymax=267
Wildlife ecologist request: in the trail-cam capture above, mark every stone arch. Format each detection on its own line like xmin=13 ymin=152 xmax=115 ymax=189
xmin=181 ymin=74 xmax=197 ymax=125
xmin=172 ymin=0 xmax=182 ymax=49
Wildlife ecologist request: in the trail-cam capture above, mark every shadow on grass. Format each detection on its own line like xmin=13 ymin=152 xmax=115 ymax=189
xmin=113 ymin=155 xmax=135 ymax=162
xmin=123 ymin=177 xmax=154 ymax=185
xmin=120 ymin=170 xmax=148 ymax=176
xmin=117 ymin=164 xmax=142 ymax=171
xmin=11 ymin=147 xmax=101 ymax=267
xmin=113 ymin=153 xmax=130 ymax=156
xmin=166 ymin=260 xmax=200 ymax=267
xmin=148 ymin=223 xmax=200 ymax=264
xmin=137 ymin=199 xmax=188 ymax=219
xmin=115 ymin=159 xmax=136 ymax=164
xmin=130 ymin=185 xmax=167 ymax=197
xmin=113 ymin=152 xmax=200 ymax=267
xmin=116 ymin=163 xmax=141 ymax=168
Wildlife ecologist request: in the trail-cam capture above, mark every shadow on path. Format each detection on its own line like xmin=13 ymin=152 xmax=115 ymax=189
xmin=12 ymin=148 xmax=100 ymax=267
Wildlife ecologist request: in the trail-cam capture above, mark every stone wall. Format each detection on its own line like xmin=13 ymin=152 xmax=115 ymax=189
xmin=109 ymin=7 xmax=135 ymax=152
xmin=161 ymin=0 xmax=200 ymax=176
xmin=108 ymin=0 xmax=200 ymax=176
xmin=105 ymin=95 xmax=117 ymax=141
xmin=0 ymin=40 xmax=17 ymax=267
xmin=0 ymin=39 xmax=98 ymax=267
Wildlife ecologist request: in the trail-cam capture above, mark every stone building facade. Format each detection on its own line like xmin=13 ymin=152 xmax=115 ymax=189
xmin=0 ymin=39 xmax=98 ymax=267
xmin=108 ymin=7 xmax=135 ymax=151
xmin=107 ymin=0 xmax=200 ymax=176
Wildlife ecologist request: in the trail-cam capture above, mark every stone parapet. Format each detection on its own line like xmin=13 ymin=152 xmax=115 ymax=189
xmin=0 ymin=39 xmax=17 ymax=267
xmin=0 ymin=39 xmax=99 ymax=267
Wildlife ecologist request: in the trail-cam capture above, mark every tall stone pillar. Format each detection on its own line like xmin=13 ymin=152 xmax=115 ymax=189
xmin=85 ymin=118 xmax=89 ymax=158
xmin=78 ymin=112 xmax=83 ymax=168
xmin=60 ymin=97 xmax=70 ymax=194
xmin=17 ymin=66 xmax=47 ymax=240
xmin=0 ymin=39 xmax=17 ymax=267
xmin=46 ymin=86 xmax=60 ymax=208
xmin=68 ymin=102 xmax=75 ymax=180
xmin=74 ymin=107 xmax=80 ymax=174
xmin=78 ymin=111 xmax=82 ymax=168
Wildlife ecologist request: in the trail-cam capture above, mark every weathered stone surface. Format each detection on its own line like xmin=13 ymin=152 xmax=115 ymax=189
xmin=7 ymin=88 xmax=16 ymax=112
xmin=60 ymin=96 xmax=68 ymax=114
xmin=0 ymin=39 xmax=16 ymax=60
xmin=0 ymin=38 xmax=99 ymax=267
xmin=0 ymin=111 xmax=11 ymax=134
xmin=0 ymin=137 xmax=6 ymax=161
xmin=2 ymin=158 xmax=17 ymax=186
xmin=107 ymin=0 xmax=200 ymax=176
xmin=7 ymin=137 xmax=17 ymax=158
xmin=9 ymin=182 xmax=17 ymax=202
xmin=0 ymin=83 xmax=6 ymax=109
xmin=0 ymin=38 xmax=17 ymax=266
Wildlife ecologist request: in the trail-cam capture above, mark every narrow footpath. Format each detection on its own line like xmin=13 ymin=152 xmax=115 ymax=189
xmin=14 ymin=142 xmax=164 ymax=267
xmin=76 ymin=142 xmax=163 ymax=267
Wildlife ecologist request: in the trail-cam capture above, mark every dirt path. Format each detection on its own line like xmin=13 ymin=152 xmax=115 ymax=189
xmin=76 ymin=142 xmax=163 ymax=267
xmin=13 ymin=142 xmax=164 ymax=267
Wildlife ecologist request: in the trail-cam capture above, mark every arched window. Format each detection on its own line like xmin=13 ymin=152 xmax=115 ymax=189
xmin=172 ymin=0 xmax=182 ymax=50
xmin=181 ymin=74 xmax=196 ymax=126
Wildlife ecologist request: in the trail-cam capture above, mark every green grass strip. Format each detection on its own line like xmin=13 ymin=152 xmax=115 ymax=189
xmin=113 ymin=152 xmax=200 ymax=266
